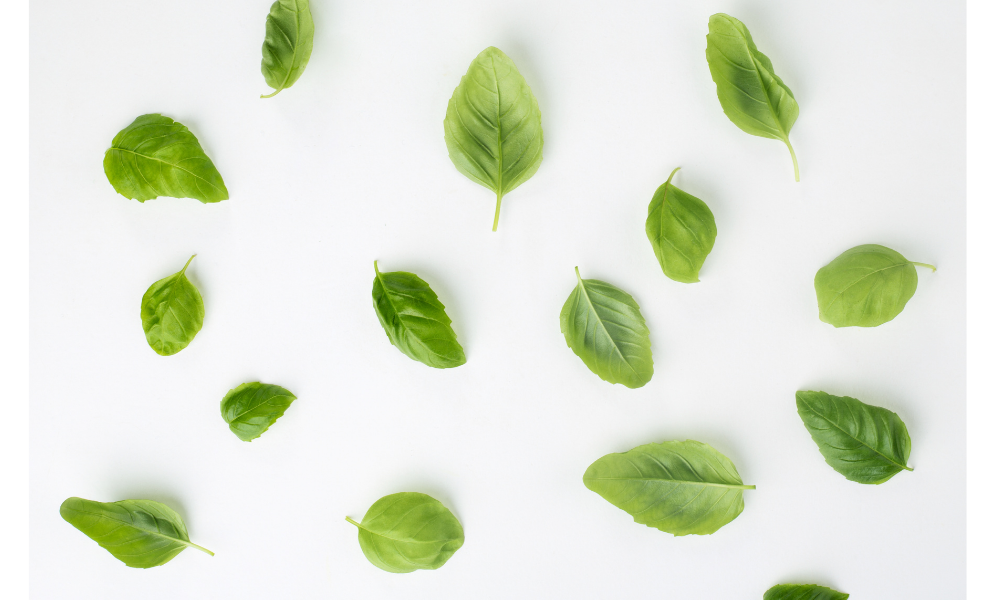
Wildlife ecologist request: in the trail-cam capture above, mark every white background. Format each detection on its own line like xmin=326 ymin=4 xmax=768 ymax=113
xmin=28 ymin=1 xmax=966 ymax=598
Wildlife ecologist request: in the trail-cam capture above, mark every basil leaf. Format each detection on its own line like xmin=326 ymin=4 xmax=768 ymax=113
xmin=220 ymin=382 xmax=297 ymax=442
xmin=372 ymin=261 xmax=466 ymax=369
xmin=346 ymin=492 xmax=464 ymax=573
xmin=814 ymin=244 xmax=936 ymax=328
xmin=260 ymin=0 xmax=314 ymax=98
xmin=444 ymin=46 xmax=544 ymax=231
xmin=140 ymin=255 xmax=204 ymax=356
xmin=583 ymin=440 xmax=755 ymax=535
xmin=764 ymin=583 xmax=849 ymax=600
xmin=706 ymin=14 xmax=800 ymax=181
xmin=560 ymin=267 xmax=653 ymax=388
xmin=104 ymin=114 xmax=229 ymax=203
xmin=60 ymin=497 xmax=213 ymax=568
xmin=796 ymin=390 xmax=913 ymax=484
xmin=645 ymin=167 xmax=718 ymax=283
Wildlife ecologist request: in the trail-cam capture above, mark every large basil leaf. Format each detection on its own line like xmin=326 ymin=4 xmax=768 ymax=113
xmin=706 ymin=14 xmax=800 ymax=181
xmin=560 ymin=268 xmax=652 ymax=388
xmin=444 ymin=46 xmax=543 ymax=231
xmin=260 ymin=0 xmax=314 ymax=98
xmin=796 ymin=390 xmax=912 ymax=484
xmin=140 ymin=255 xmax=204 ymax=356
xmin=372 ymin=261 xmax=466 ymax=369
xmin=220 ymin=382 xmax=297 ymax=441
xmin=60 ymin=497 xmax=213 ymax=568
xmin=814 ymin=244 xmax=936 ymax=328
xmin=583 ymin=440 xmax=755 ymax=535
xmin=104 ymin=114 xmax=229 ymax=203
xmin=764 ymin=583 xmax=849 ymax=600
xmin=645 ymin=167 xmax=717 ymax=283
xmin=346 ymin=492 xmax=464 ymax=573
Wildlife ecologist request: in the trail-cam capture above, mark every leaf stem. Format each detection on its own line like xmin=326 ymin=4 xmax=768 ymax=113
xmin=665 ymin=166 xmax=681 ymax=187
xmin=187 ymin=541 xmax=215 ymax=556
xmin=910 ymin=261 xmax=937 ymax=272
xmin=784 ymin=139 xmax=800 ymax=182
xmin=181 ymin=254 xmax=197 ymax=275
xmin=345 ymin=516 xmax=362 ymax=528
xmin=260 ymin=88 xmax=282 ymax=99
xmin=903 ymin=465 xmax=915 ymax=472
xmin=373 ymin=260 xmax=380 ymax=274
xmin=574 ymin=266 xmax=582 ymax=282
xmin=492 ymin=190 xmax=502 ymax=232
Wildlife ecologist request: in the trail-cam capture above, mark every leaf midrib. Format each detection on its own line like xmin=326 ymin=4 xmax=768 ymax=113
xmin=725 ymin=18 xmax=789 ymax=142
xmin=584 ymin=477 xmax=753 ymax=490
xmin=109 ymin=148 xmax=224 ymax=194
xmin=68 ymin=507 xmax=200 ymax=551
xmin=822 ymin=261 xmax=908 ymax=314
xmin=575 ymin=277 xmax=640 ymax=378
xmin=800 ymin=400 xmax=909 ymax=471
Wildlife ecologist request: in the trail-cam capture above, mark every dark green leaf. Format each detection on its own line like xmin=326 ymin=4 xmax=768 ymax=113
xmin=140 ymin=255 xmax=204 ymax=356
xmin=645 ymin=167 xmax=717 ymax=283
xmin=764 ymin=583 xmax=850 ymax=600
xmin=260 ymin=0 xmax=314 ymax=98
xmin=220 ymin=382 xmax=297 ymax=442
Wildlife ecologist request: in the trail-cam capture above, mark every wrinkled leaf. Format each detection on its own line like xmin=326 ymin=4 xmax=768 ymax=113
xmin=220 ymin=382 xmax=297 ymax=442
xmin=260 ymin=0 xmax=314 ymax=98
xmin=764 ymin=583 xmax=850 ymax=600
xmin=140 ymin=255 xmax=204 ymax=356
xmin=645 ymin=167 xmax=717 ymax=283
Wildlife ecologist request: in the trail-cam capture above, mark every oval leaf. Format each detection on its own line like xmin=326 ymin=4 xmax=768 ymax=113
xmin=104 ymin=114 xmax=228 ymax=203
xmin=444 ymin=46 xmax=544 ymax=231
xmin=560 ymin=267 xmax=652 ymax=388
xmin=645 ymin=167 xmax=718 ymax=283
xmin=764 ymin=583 xmax=850 ymax=600
xmin=814 ymin=244 xmax=935 ymax=328
xmin=260 ymin=0 xmax=314 ymax=98
xmin=140 ymin=255 xmax=205 ymax=356
xmin=60 ymin=497 xmax=213 ymax=568
xmin=796 ymin=390 xmax=913 ymax=484
xmin=220 ymin=382 xmax=297 ymax=442
xmin=372 ymin=261 xmax=466 ymax=369
xmin=346 ymin=492 xmax=464 ymax=573
xmin=706 ymin=14 xmax=800 ymax=181
xmin=583 ymin=440 xmax=755 ymax=535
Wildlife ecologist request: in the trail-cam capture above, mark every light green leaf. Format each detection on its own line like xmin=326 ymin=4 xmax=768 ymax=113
xmin=645 ymin=167 xmax=717 ymax=283
xmin=220 ymin=382 xmax=297 ymax=441
xmin=444 ymin=46 xmax=544 ymax=231
xmin=140 ymin=255 xmax=204 ymax=356
xmin=764 ymin=583 xmax=850 ymax=600
xmin=814 ymin=244 xmax=936 ymax=328
xmin=796 ymin=390 xmax=913 ymax=484
xmin=706 ymin=14 xmax=800 ymax=181
xmin=104 ymin=114 xmax=228 ymax=203
xmin=560 ymin=267 xmax=652 ymax=388
xmin=346 ymin=492 xmax=464 ymax=573
xmin=583 ymin=440 xmax=755 ymax=535
xmin=372 ymin=261 xmax=466 ymax=369
xmin=260 ymin=0 xmax=314 ymax=98
xmin=60 ymin=497 xmax=213 ymax=568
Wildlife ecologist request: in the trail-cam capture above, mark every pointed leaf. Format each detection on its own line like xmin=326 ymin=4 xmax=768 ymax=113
xmin=764 ymin=583 xmax=850 ymax=600
xmin=260 ymin=0 xmax=314 ymax=98
xmin=645 ymin=167 xmax=718 ymax=283
xmin=220 ymin=382 xmax=297 ymax=441
xmin=140 ymin=255 xmax=204 ymax=356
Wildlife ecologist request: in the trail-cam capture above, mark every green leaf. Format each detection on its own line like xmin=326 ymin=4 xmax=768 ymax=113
xmin=346 ymin=492 xmax=464 ymax=573
xmin=104 ymin=114 xmax=229 ymax=203
xmin=560 ymin=267 xmax=652 ymax=388
xmin=796 ymin=390 xmax=913 ymax=484
xmin=706 ymin=14 xmax=800 ymax=181
xmin=645 ymin=167 xmax=718 ymax=283
xmin=60 ymin=497 xmax=213 ymax=568
xmin=220 ymin=382 xmax=297 ymax=442
xmin=764 ymin=583 xmax=850 ymax=600
xmin=372 ymin=261 xmax=466 ymax=369
xmin=814 ymin=244 xmax=936 ymax=328
xmin=583 ymin=440 xmax=755 ymax=536
xmin=140 ymin=255 xmax=204 ymax=356
xmin=260 ymin=0 xmax=314 ymax=98
xmin=444 ymin=46 xmax=544 ymax=231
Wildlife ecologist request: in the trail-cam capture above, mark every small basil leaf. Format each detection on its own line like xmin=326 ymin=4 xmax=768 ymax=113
xmin=814 ymin=244 xmax=936 ymax=328
xmin=560 ymin=267 xmax=652 ymax=388
xmin=140 ymin=255 xmax=204 ymax=356
xmin=645 ymin=167 xmax=718 ymax=283
xmin=796 ymin=390 xmax=913 ymax=484
xmin=60 ymin=497 xmax=213 ymax=568
xmin=346 ymin=492 xmax=464 ymax=573
xmin=372 ymin=261 xmax=466 ymax=369
xmin=260 ymin=0 xmax=314 ymax=98
xmin=444 ymin=46 xmax=544 ymax=231
xmin=220 ymin=382 xmax=297 ymax=442
xmin=583 ymin=440 xmax=755 ymax=536
xmin=104 ymin=114 xmax=228 ymax=203
xmin=706 ymin=14 xmax=800 ymax=181
xmin=764 ymin=583 xmax=850 ymax=600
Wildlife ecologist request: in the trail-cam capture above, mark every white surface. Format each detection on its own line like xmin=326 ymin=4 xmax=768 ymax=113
xmin=30 ymin=1 xmax=965 ymax=598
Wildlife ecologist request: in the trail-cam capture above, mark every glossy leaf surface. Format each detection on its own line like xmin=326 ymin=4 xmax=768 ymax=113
xmin=372 ymin=261 xmax=466 ymax=369
xmin=706 ymin=14 xmax=800 ymax=180
xmin=796 ymin=390 xmax=912 ymax=484
xmin=444 ymin=46 xmax=543 ymax=231
xmin=140 ymin=255 xmax=204 ymax=356
xmin=260 ymin=0 xmax=314 ymax=98
xmin=645 ymin=167 xmax=717 ymax=283
xmin=764 ymin=583 xmax=850 ymax=600
xmin=60 ymin=497 xmax=213 ymax=568
xmin=583 ymin=440 xmax=754 ymax=535
xmin=346 ymin=492 xmax=464 ymax=573
xmin=560 ymin=267 xmax=652 ymax=388
xmin=220 ymin=382 xmax=297 ymax=441
xmin=104 ymin=114 xmax=228 ymax=203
